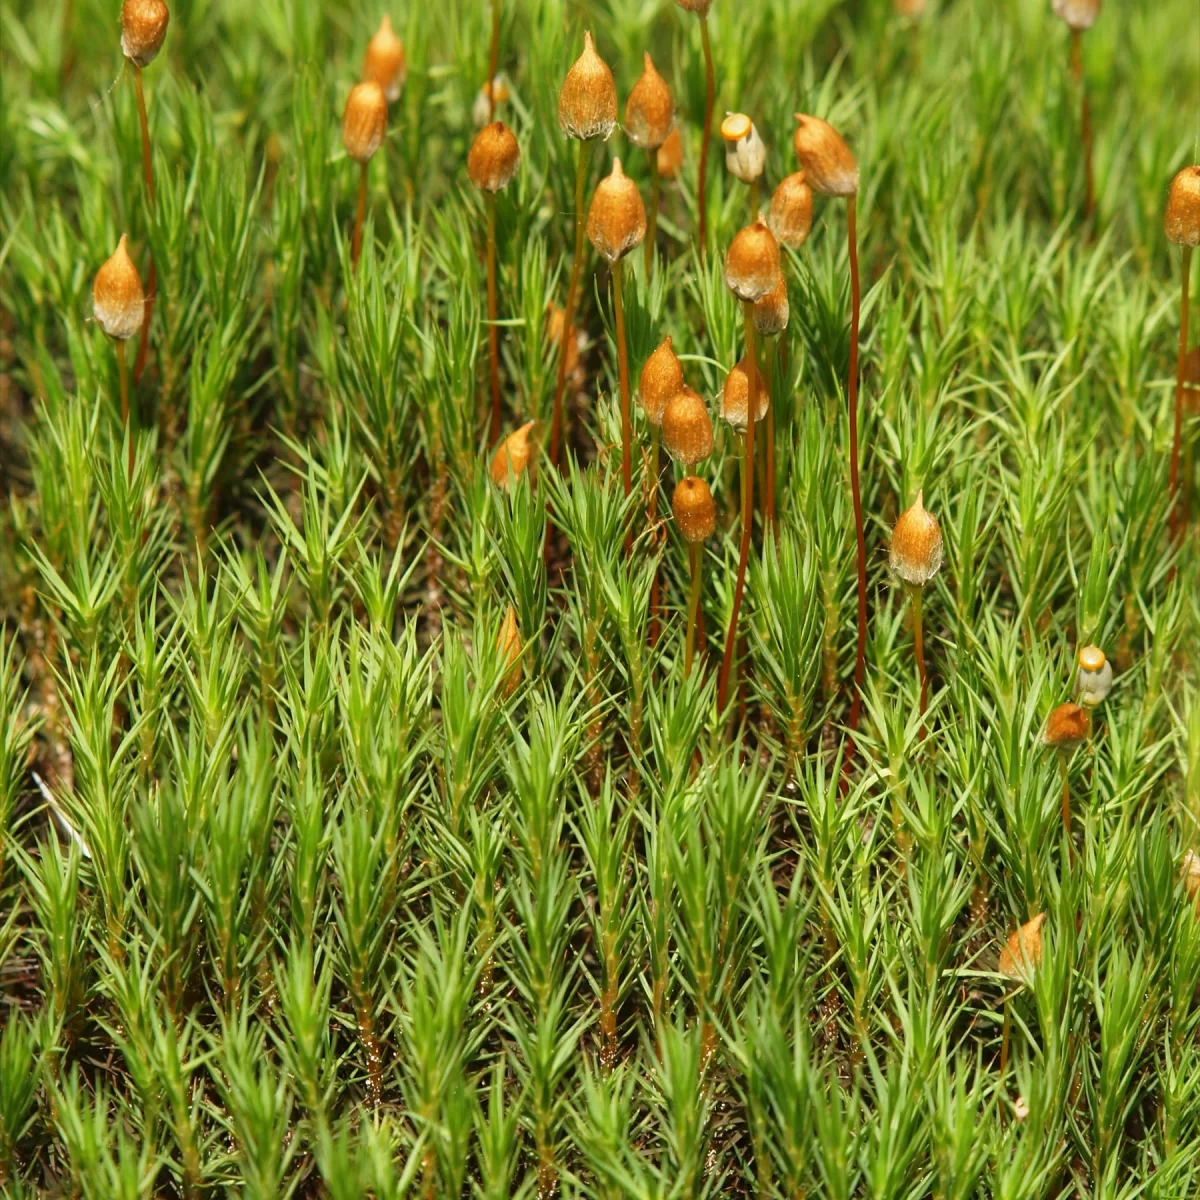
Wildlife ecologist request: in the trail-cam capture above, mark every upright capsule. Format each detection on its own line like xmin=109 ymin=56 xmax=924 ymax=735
xmin=490 ymin=420 xmax=538 ymax=488
xmin=752 ymin=274 xmax=789 ymax=337
xmin=639 ymin=337 xmax=684 ymax=427
xmin=364 ymin=15 xmax=407 ymax=102
xmin=1052 ymin=0 xmax=1101 ymax=31
xmin=342 ymin=81 xmax=388 ymax=163
xmin=769 ymin=172 xmax=814 ymax=249
xmin=792 ymin=114 xmax=859 ymax=197
xmin=625 ymin=53 xmax=673 ymax=150
xmin=889 ymin=491 xmax=943 ymax=588
xmin=93 ymin=235 xmax=145 ymax=341
xmin=672 ymin=476 xmax=716 ymax=543
xmin=724 ymin=219 xmax=780 ymax=303
xmin=120 ymin=0 xmax=170 ymax=67
xmin=662 ymin=387 xmax=714 ymax=465
xmin=558 ymin=32 xmax=618 ymax=142
xmin=998 ymin=912 xmax=1046 ymax=982
xmin=721 ymin=356 xmax=768 ymax=429
xmin=586 ymin=158 xmax=646 ymax=262
xmin=1165 ymin=166 xmax=1200 ymax=247
xmin=657 ymin=127 xmax=684 ymax=179
xmin=468 ymin=121 xmax=520 ymax=193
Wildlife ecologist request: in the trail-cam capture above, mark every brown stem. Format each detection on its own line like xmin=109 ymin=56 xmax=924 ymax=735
xmin=718 ymin=304 xmax=757 ymax=713
xmin=912 ymin=584 xmax=927 ymax=738
xmin=648 ymin=428 xmax=661 ymax=645
xmin=686 ymin=541 xmax=702 ymax=676
xmin=1060 ymin=755 xmax=1073 ymax=864
xmin=116 ymin=338 xmax=129 ymax=428
xmin=133 ymin=67 xmax=155 ymax=208
xmin=1000 ymin=996 xmax=1011 ymax=1076
xmin=645 ymin=149 xmax=660 ymax=275
xmin=697 ymin=16 xmax=715 ymax=257
xmin=132 ymin=65 xmax=156 ymax=385
xmin=487 ymin=0 xmax=501 ymax=121
xmin=1071 ymin=30 xmax=1094 ymax=221
xmin=550 ymin=139 xmax=593 ymax=467
xmin=846 ymin=193 xmax=867 ymax=735
xmin=486 ymin=191 xmax=501 ymax=444
xmin=352 ymin=161 xmax=368 ymax=270
xmin=614 ymin=258 xmax=633 ymax=554
xmin=765 ymin=335 xmax=777 ymax=537
xmin=59 ymin=0 xmax=75 ymax=86
xmin=1170 ymin=246 xmax=1192 ymax=539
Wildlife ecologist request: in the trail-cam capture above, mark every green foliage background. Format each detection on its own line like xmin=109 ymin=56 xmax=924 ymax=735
xmin=1 ymin=0 xmax=1199 ymax=1195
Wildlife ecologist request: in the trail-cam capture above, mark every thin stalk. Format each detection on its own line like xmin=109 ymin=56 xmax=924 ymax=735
xmin=717 ymin=304 xmax=757 ymax=713
xmin=648 ymin=427 xmax=661 ymax=645
xmin=749 ymin=176 xmax=759 ymax=221
xmin=765 ymin=334 xmax=777 ymax=536
xmin=1060 ymin=754 xmax=1073 ymax=864
xmin=487 ymin=0 xmax=501 ymax=120
xmin=352 ymin=161 xmax=368 ymax=270
xmin=846 ymin=193 xmax=868 ymax=734
xmin=1000 ymin=995 xmax=1011 ymax=1076
xmin=697 ymin=16 xmax=715 ymax=256
xmin=1070 ymin=30 xmax=1094 ymax=221
xmin=686 ymin=541 xmax=702 ymax=675
xmin=645 ymin=148 xmax=660 ymax=275
xmin=614 ymin=258 xmax=632 ymax=504
xmin=132 ymin=64 xmax=156 ymax=385
xmin=550 ymin=139 xmax=593 ymax=467
xmin=116 ymin=339 xmax=130 ymax=428
xmin=911 ymin=583 xmax=928 ymax=721
xmin=486 ymin=191 xmax=501 ymax=444
xmin=1170 ymin=245 xmax=1193 ymax=539
xmin=59 ymin=0 xmax=75 ymax=85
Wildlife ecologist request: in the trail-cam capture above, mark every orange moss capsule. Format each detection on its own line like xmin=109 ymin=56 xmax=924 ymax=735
xmin=625 ymin=53 xmax=673 ymax=150
xmin=497 ymin=605 xmax=522 ymax=697
xmin=672 ymin=476 xmax=716 ymax=543
xmin=468 ymin=121 xmax=520 ymax=192
xmin=662 ymin=387 xmax=713 ymax=465
xmin=889 ymin=491 xmax=943 ymax=588
xmin=721 ymin=355 xmax=768 ymax=429
xmin=586 ymin=158 xmax=646 ymax=262
xmin=473 ymin=76 xmax=511 ymax=127
xmin=998 ymin=912 xmax=1046 ymax=982
xmin=93 ymin=234 xmax=145 ymax=341
xmin=752 ymin=273 xmax=789 ymax=337
xmin=791 ymin=114 xmax=859 ymax=197
xmin=558 ymin=31 xmax=617 ymax=142
xmin=120 ymin=0 xmax=169 ymax=67
xmin=769 ymin=172 xmax=814 ymax=249
xmin=639 ymin=337 xmax=684 ymax=427
xmin=547 ymin=306 xmax=579 ymax=376
xmin=364 ymin=15 xmax=407 ymax=103
xmin=725 ymin=218 xmax=780 ymax=303
xmin=657 ymin=126 xmax=684 ymax=179
xmin=1043 ymin=702 xmax=1090 ymax=750
xmin=1052 ymin=0 xmax=1101 ymax=31
xmin=1183 ymin=851 xmax=1200 ymax=908
xmin=1165 ymin=166 xmax=1200 ymax=247
xmin=489 ymin=420 xmax=537 ymax=488
xmin=342 ymin=81 xmax=388 ymax=163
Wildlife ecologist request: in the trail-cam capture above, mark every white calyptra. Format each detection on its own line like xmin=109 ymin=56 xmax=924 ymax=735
xmin=1075 ymin=645 xmax=1113 ymax=707
xmin=722 ymin=114 xmax=765 ymax=184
